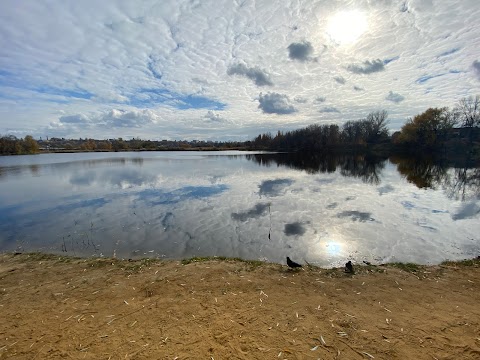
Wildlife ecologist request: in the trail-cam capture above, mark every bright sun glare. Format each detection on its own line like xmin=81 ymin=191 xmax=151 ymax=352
xmin=326 ymin=10 xmax=367 ymax=45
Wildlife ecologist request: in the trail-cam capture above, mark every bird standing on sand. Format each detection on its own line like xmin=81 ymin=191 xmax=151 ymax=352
xmin=287 ymin=256 xmax=302 ymax=269
xmin=345 ymin=260 xmax=354 ymax=273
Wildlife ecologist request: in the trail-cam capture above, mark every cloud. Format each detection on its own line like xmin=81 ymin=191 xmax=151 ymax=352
xmin=284 ymin=222 xmax=306 ymax=236
xmin=347 ymin=59 xmax=385 ymax=74
xmin=334 ymin=76 xmax=346 ymax=84
xmin=294 ymin=96 xmax=308 ymax=103
xmin=59 ymin=114 xmax=90 ymax=124
xmin=203 ymin=110 xmax=228 ymax=123
xmin=319 ymin=106 xmax=340 ymax=113
xmin=258 ymin=92 xmax=297 ymax=114
xmin=385 ymin=91 xmax=405 ymax=103
xmin=258 ymin=179 xmax=294 ymax=197
xmin=353 ymin=85 xmax=364 ymax=91
xmin=473 ymin=60 xmax=480 ymax=80
xmin=58 ymin=109 xmax=159 ymax=130
xmin=231 ymin=203 xmax=270 ymax=221
xmin=227 ymin=63 xmax=273 ymax=86
xmin=314 ymin=96 xmax=326 ymax=103
xmin=287 ymin=41 xmax=314 ymax=62
xmin=337 ymin=210 xmax=374 ymax=222
xmin=95 ymin=91 xmax=129 ymax=103
xmin=378 ymin=184 xmax=395 ymax=195
xmin=101 ymin=109 xmax=159 ymax=128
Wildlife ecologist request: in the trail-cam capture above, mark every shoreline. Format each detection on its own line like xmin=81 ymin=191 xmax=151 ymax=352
xmin=1 ymin=253 xmax=479 ymax=359
xmin=3 ymin=251 xmax=480 ymax=269
xmin=2 ymin=251 xmax=480 ymax=268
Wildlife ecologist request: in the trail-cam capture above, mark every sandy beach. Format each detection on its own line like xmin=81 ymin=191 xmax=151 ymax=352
xmin=0 ymin=253 xmax=479 ymax=359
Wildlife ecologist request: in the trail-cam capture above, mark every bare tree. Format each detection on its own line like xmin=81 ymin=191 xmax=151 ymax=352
xmin=364 ymin=110 xmax=389 ymax=143
xmin=455 ymin=95 xmax=480 ymax=128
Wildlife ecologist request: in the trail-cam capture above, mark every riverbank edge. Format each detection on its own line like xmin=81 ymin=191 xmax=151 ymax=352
xmin=2 ymin=252 xmax=479 ymax=274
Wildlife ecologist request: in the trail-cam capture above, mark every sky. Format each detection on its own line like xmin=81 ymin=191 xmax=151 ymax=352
xmin=1 ymin=0 xmax=480 ymax=141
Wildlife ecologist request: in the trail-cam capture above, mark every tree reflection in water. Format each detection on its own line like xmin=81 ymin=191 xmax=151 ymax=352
xmin=244 ymin=153 xmax=387 ymax=185
xmin=390 ymin=156 xmax=449 ymax=189
xmin=444 ymin=167 xmax=480 ymax=201
xmin=244 ymin=153 xmax=480 ymax=201
xmin=391 ymin=156 xmax=480 ymax=201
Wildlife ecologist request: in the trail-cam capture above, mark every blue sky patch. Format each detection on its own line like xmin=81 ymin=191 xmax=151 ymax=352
xmin=130 ymin=88 xmax=226 ymax=110
xmin=176 ymin=95 xmax=226 ymax=110
xmin=137 ymin=184 xmax=229 ymax=205
xmin=415 ymin=73 xmax=445 ymax=84
xmin=383 ymin=56 xmax=399 ymax=65
xmin=438 ymin=48 xmax=460 ymax=57
xmin=147 ymin=58 xmax=163 ymax=80
xmin=416 ymin=70 xmax=462 ymax=84
xmin=35 ymin=86 xmax=94 ymax=100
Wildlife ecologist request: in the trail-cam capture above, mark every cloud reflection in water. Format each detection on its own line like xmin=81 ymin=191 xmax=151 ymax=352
xmin=0 ymin=152 xmax=478 ymax=266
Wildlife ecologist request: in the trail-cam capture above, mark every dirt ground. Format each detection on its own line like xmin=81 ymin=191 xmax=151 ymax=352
xmin=0 ymin=253 xmax=479 ymax=360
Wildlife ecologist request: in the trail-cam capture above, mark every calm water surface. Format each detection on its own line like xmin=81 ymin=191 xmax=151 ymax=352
xmin=0 ymin=151 xmax=478 ymax=267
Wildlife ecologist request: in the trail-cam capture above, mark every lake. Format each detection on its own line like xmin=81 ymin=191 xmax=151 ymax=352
xmin=0 ymin=151 xmax=478 ymax=267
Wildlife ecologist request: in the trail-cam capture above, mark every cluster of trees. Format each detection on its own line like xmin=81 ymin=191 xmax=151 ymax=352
xmin=393 ymin=96 xmax=480 ymax=153
xmin=35 ymin=137 xmax=248 ymax=152
xmin=252 ymin=110 xmax=390 ymax=151
xmin=0 ymin=135 xmax=39 ymax=155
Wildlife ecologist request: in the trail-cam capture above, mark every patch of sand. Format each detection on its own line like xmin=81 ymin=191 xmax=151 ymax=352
xmin=0 ymin=254 xmax=479 ymax=359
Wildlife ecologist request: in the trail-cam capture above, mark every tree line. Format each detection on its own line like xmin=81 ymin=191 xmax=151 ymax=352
xmin=252 ymin=95 xmax=480 ymax=156
xmin=0 ymin=135 xmax=39 ymax=155
xmin=252 ymin=110 xmax=390 ymax=151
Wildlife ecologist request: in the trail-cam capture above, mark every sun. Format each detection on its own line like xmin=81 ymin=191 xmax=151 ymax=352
xmin=326 ymin=10 xmax=367 ymax=45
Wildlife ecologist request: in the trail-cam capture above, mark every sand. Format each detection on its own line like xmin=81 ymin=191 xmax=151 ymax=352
xmin=0 ymin=253 xmax=479 ymax=360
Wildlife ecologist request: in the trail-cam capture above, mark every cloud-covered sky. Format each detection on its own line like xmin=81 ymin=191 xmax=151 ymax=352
xmin=1 ymin=0 xmax=479 ymax=140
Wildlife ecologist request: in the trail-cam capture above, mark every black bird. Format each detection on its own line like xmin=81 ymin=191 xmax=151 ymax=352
xmin=345 ymin=260 xmax=354 ymax=273
xmin=287 ymin=256 xmax=302 ymax=269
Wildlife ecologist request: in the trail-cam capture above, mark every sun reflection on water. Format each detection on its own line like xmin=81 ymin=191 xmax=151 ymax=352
xmin=325 ymin=241 xmax=342 ymax=256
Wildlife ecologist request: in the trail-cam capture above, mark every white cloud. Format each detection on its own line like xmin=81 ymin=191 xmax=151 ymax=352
xmin=386 ymin=91 xmax=405 ymax=103
xmin=50 ymin=109 xmax=160 ymax=138
xmin=100 ymin=109 xmax=159 ymax=128
xmin=294 ymin=96 xmax=308 ymax=103
xmin=227 ymin=63 xmax=273 ymax=86
xmin=319 ymin=106 xmax=341 ymax=113
xmin=203 ymin=110 xmax=229 ymax=123
xmin=59 ymin=114 xmax=90 ymax=124
xmin=258 ymin=93 xmax=297 ymax=114
xmin=347 ymin=59 xmax=385 ymax=74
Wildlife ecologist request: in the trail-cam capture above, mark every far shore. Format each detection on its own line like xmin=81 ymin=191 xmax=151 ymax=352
xmin=1 ymin=253 xmax=479 ymax=359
